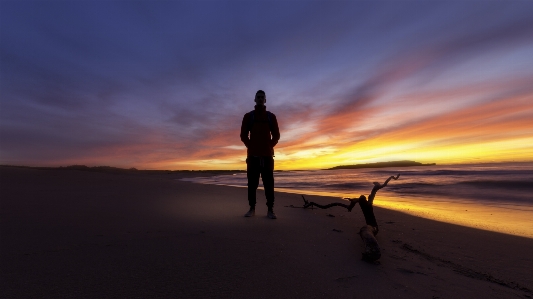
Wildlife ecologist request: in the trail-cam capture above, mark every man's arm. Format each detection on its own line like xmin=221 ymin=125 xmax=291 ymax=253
xmin=270 ymin=114 xmax=280 ymax=147
xmin=240 ymin=113 xmax=250 ymax=148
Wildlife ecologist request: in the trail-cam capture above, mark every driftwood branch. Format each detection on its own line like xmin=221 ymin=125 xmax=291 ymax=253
xmin=368 ymin=174 xmax=400 ymax=205
xmin=301 ymin=174 xmax=400 ymax=262
xmin=302 ymin=195 xmax=363 ymax=212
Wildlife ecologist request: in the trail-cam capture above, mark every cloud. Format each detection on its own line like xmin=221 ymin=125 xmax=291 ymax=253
xmin=1 ymin=1 xmax=532 ymax=169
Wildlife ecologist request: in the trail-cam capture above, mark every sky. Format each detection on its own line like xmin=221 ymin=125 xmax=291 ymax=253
xmin=1 ymin=1 xmax=532 ymax=170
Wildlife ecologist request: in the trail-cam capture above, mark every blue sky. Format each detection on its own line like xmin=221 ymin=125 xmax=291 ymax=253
xmin=1 ymin=1 xmax=532 ymax=169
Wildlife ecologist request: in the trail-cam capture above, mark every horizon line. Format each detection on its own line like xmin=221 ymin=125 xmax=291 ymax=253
xmin=2 ymin=160 xmax=532 ymax=172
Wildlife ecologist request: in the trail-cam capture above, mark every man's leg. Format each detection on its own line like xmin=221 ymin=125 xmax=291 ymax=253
xmin=246 ymin=157 xmax=260 ymax=217
xmin=261 ymin=157 xmax=276 ymax=219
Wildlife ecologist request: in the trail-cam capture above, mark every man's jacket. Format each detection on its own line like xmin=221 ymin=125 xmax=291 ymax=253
xmin=240 ymin=105 xmax=280 ymax=157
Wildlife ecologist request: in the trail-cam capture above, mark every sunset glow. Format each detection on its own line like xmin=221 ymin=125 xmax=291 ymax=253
xmin=1 ymin=1 xmax=532 ymax=170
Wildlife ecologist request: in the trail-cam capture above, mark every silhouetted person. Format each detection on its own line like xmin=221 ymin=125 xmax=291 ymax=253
xmin=240 ymin=90 xmax=280 ymax=219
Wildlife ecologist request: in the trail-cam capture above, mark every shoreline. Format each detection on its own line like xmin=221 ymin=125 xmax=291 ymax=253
xmin=2 ymin=166 xmax=532 ymax=298
xmin=181 ymin=176 xmax=533 ymax=240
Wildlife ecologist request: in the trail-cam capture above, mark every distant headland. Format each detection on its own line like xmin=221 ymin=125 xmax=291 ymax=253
xmin=326 ymin=160 xmax=436 ymax=170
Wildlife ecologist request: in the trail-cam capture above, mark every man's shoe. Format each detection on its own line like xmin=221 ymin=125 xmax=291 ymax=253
xmin=244 ymin=208 xmax=255 ymax=217
xmin=267 ymin=210 xmax=277 ymax=219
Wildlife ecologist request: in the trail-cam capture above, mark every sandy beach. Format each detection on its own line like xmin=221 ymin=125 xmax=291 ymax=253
xmin=1 ymin=166 xmax=532 ymax=298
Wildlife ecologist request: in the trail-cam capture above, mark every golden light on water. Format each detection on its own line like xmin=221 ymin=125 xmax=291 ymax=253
xmin=200 ymin=182 xmax=533 ymax=239
xmin=376 ymin=195 xmax=533 ymax=239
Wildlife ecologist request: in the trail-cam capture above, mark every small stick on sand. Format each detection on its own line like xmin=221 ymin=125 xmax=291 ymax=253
xmin=301 ymin=174 xmax=400 ymax=262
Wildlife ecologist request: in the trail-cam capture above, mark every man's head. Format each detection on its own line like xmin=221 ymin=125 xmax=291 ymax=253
xmin=255 ymin=90 xmax=266 ymax=106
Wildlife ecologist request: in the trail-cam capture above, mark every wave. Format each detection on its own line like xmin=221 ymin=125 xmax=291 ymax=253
xmin=183 ymin=164 xmax=533 ymax=205
xmin=386 ymin=180 xmax=533 ymax=189
xmin=456 ymin=180 xmax=533 ymax=189
xmin=372 ymin=169 xmax=533 ymax=177
xmin=322 ymin=182 xmax=369 ymax=189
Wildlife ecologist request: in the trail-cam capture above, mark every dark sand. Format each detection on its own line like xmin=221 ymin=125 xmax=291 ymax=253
xmin=1 ymin=166 xmax=532 ymax=298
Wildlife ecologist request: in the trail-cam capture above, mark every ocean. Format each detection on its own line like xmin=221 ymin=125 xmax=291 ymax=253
xmin=181 ymin=162 xmax=533 ymax=238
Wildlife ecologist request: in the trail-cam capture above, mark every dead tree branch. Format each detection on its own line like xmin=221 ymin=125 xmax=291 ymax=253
xmin=302 ymin=195 xmax=362 ymax=212
xmin=301 ymin=174 xmax=400 ymax=262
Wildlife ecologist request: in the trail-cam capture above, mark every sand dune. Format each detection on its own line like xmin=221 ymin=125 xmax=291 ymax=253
xmin=1 ymin=166 xmax=532 ymax=298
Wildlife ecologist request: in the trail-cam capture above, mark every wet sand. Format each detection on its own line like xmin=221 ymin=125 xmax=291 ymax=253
xmin=1 ymin=166 xmax=532 ymax=298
